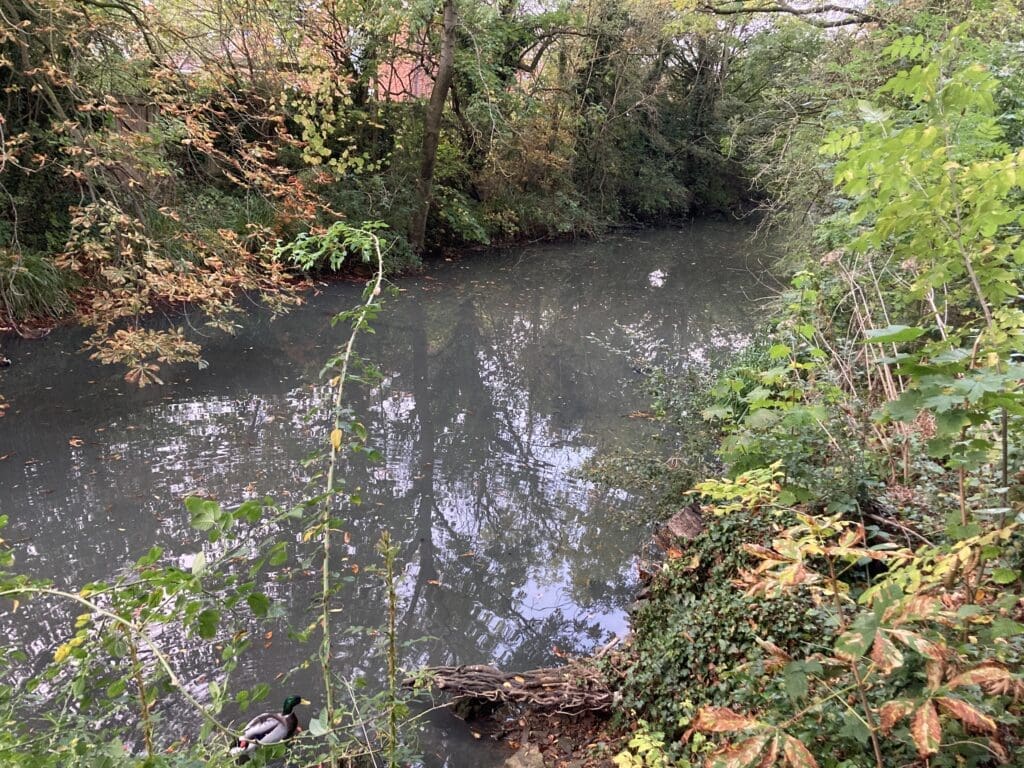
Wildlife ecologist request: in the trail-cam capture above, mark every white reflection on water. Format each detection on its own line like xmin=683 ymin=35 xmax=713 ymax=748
xmin=0 ymin=223 xmax=774 ymax=765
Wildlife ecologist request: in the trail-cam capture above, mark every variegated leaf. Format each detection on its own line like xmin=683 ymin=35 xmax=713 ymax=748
xmin=889 ymin=628 xmax=944 ymax=660
xmin=693 ymin=706 xmax=760 ymax=733
xmin=878 ymin=699 xmax=915 ymax=735
xmin=935 ymin=696 xmax=996 ymax=734
xmin=756 ymin=733 xmax=780 ymax=768
xmin=948 ymin=664 xmax=1012 ymax=691
xmin=870 ymin=631 xmax=904 ymax=674
xmin=709 ymin=733 xmax=771 ymax=768
xmin=782 ymin=735 xmax=818 ymax=768
xmin=743 ymin=543 xmax=792 ymax=562
xmin=834 ymin=613 xmax=878 ymax=661
xmin=911 ymin=700 xmax=941 ymax=758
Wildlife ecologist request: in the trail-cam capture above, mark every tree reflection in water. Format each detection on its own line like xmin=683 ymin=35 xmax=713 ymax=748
xmin=0 ymin=223 xmax=772 ymax=764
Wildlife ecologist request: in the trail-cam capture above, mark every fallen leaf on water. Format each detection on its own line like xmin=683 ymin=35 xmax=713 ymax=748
xmin=68 ymin=437 xmax=84 ymax=447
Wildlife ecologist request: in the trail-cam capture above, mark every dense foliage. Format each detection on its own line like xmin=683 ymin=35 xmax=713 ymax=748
xmin=1 ymin=0 xmax=774 ymax=382
xmin=2 ymin=0 xmax=1023 ymax=766
xmin=0 ymin=226 xmax=410 ymax=766
xmin=610 ymin=2 xmax=1024 ymax=768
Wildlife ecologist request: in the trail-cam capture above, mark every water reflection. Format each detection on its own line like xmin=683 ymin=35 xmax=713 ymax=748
xmin=0 ymin=223 xmax=771 ymax=764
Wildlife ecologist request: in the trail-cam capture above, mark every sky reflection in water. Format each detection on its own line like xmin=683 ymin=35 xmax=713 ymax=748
xmin=0 ymin=223 xmax=772 ymax=766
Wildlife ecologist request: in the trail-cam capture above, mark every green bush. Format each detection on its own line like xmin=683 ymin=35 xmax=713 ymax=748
xmin=617 ymin=510 xmax=832 ymax=750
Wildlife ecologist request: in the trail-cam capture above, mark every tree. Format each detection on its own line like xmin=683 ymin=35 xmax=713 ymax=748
xmin=410 ymin=0 xmax=459 ymax=253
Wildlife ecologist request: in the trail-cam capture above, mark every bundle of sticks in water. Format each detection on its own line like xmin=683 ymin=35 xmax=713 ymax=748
xmin=407 ymin=660 xmax=614 ymax=716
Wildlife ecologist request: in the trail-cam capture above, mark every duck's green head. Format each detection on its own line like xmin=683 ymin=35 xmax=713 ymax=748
xmin=281 ymin=695 xmax=310 ymax=714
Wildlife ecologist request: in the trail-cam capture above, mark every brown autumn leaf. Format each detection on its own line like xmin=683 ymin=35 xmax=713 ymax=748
xmin=889 ymin=628 xmax=945 ymax=661
xmin=755 ymin=638 xmax=791 ymax=671
xmin=742 ymin=543 xmax=792 ymax=562
xmin=878 ymin=699 xmax=915 ymax=735
xmin=935 ymin=696 xmax=996 ymax=734
xmin=926 ymin=658 xmax=946 ymax=691
xmin=756 ymin=734 xmax=780 ymax=768
xmin=988 ymin=738 xmax=1010 ymax=764
xmin=870 ymin=631 xmax=904 ymax=674
xmin=693 ymin=706 xmax=760 ymax=733
xmin=948 ymin=664 xmax=1013 ymax=692
xmin=911 ymin=700 xmax=941 ymax=758
xmin=709 ymin=733 xmax=771 ymax=768
xmin=896 ymin=594 xmax=942 ymax=622
xmin=782 ymin=735 xmax=818 ymax=768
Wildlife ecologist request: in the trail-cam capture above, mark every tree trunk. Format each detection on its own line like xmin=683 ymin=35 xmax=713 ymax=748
xmin=409 ymin=0 xmax=458 ymax=253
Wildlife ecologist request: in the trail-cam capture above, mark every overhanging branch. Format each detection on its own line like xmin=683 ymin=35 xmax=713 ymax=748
xmin=699 ymin=2 xmax=881 ymax=28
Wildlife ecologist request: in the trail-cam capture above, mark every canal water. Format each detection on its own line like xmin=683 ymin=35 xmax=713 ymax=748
xmin=0 ymin=223 xmax=772 ymax=765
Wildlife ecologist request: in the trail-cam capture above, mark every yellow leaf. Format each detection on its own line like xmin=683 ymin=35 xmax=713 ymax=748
xmin=329 ymin=428 xmax=343 ymax=450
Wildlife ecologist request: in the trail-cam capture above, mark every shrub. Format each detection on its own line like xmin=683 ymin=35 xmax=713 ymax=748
xmin=616 ymin=509 xmax=832 ymax=751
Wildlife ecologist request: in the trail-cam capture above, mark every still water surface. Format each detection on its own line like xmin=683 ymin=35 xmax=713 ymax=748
xmin=0 ymin=223 xmax=770 ymax=765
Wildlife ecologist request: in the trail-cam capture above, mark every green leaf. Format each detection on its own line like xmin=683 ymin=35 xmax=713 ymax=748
xmin=991 ymin=568 xmax=1017 ymax=585
xmin=863 ymin=325 xmax=925 ymax=344
xmin=935 ymin=410 xmax=971 ymax=435
xmin=196 ymin=609 xmax=219 ymax=640
xmin=269 ymin=542 xmax=288 ymax=567
xmin=783 ymin=662 xmax=808 ymax=700
xmin=246 ymin=593 xmax=271 ymax=617
xmin=186 ymin=497 xmax=221 ymax=531
xmin=838 ymin=714 xmax=871 ymax=745
xmin=745 ymin=409 xmax=780 ymax=429
xmin=136 ymin=547 xmax=163 ymax=567
xmin=990 ymin=617 xmax=1024 ymax=638
xmin=835 ymin=612 xmax=879 ymax=660
xmin=308 ymin=712 xmax=329 ymax=737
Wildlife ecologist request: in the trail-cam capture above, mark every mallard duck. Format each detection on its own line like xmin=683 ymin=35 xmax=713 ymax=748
xmin=229 ymin=695 xmax=310 ymax=760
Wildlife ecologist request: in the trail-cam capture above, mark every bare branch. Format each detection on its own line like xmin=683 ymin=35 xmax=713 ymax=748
xmin=699 ymin=2 xmax=881 ymax=28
